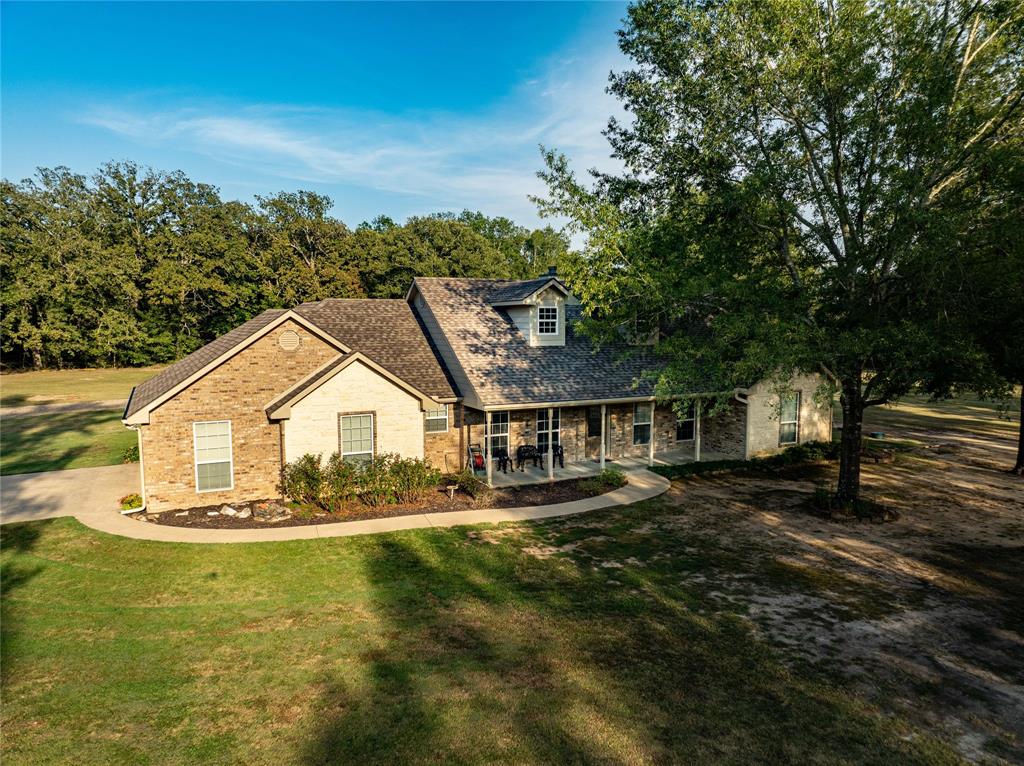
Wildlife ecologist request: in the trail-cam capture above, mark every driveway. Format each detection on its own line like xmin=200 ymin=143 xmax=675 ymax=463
xmin=0 ymin=463 xmax=139 ymax=523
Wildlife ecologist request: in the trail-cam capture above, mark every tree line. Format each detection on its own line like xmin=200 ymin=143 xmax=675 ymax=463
xmin=1 ymin=162 xmax=568 ymax=369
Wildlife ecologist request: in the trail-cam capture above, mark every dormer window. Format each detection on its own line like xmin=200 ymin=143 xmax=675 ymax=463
xmin=538 ymin=306 xmax=558 ymax=335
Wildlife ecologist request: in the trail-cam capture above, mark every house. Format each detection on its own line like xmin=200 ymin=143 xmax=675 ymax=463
xmin=122 ymin=270 xmax=832 ymax=512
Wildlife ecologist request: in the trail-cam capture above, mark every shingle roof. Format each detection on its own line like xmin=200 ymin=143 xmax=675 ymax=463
xmin=124 ymin=310 xmax=287 ymax=417
xmin=125 ymin=299 xmax=455 ymax=419
xmin=294 ymin=300 xmax=455 ymax=400
xmin=487 ymin=277 xmax=567 ymax=304
xmin=414 ymin=278 xmax=662 ymax=407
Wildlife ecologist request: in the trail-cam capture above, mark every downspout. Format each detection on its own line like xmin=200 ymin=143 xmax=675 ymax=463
xmin=122 ymin=425 xmax=147 ymax=514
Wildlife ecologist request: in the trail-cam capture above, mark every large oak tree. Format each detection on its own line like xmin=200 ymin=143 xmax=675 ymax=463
xmin=538 ymin=0 xmax=1023 ymax=504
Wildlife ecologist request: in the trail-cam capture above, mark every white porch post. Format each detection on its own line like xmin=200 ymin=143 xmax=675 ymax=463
xmin=547 ymin=407 xmax=555 ymax=481
xmin=485 ymin=410 xmax=493 ymax=486
xmin=599 ymin=404 xmax=606 ymax=470
xmin=694 ymin=399 xmax=702 ymax=462
xmin=648 ymin=400 xmax=656 ymax=466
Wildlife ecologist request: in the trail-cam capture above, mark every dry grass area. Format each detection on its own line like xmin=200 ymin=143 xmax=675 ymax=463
xmin=646 ymin=396 xmax=1024 ymax=762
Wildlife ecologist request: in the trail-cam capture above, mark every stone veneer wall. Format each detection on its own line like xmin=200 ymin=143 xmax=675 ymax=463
xmin=702 ymin=400 xmax=748 ymax=459
xmin=140 ymin=321 xmax=339 ymax=512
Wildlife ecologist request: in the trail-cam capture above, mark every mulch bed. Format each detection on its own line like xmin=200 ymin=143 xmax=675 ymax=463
xmin=142 ymin=477 xmax=617 ymax=529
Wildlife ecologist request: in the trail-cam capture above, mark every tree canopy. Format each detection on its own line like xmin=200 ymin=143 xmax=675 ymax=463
xmin=1 ymin=161 xmax=568 ymax=370
xmin=537 ymin=0 xmax=1023 ymax=502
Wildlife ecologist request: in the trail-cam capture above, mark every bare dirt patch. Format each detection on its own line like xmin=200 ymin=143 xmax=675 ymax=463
xmin=649 ymin=417 xmax=1024 ymax=763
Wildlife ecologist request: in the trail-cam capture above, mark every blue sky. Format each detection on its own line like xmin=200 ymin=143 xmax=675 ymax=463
xmin=2 ymin=1 xmax=629 ymax=228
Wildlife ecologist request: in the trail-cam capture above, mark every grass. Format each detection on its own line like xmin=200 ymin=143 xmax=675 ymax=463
xmin=0 ymin=411 xmax=137 ymax=475
xmin=0 ymin=513 xmax=960 ymax=765
xmin=857 ymin=391 xmax=1020 ymax=441
xmin=0 ymin=366 xmax=164 ymax=408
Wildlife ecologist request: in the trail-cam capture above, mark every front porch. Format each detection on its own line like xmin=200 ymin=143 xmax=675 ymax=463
xmin=488 ymin=446 xmax=732 ymax=488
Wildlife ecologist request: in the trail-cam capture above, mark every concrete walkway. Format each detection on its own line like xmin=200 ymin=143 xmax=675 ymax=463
xmin=1 ymin=463 xmax=139 ymax=524
xmin=1 ymin=466 xmax=670 ymax=544
xmin=1 ymin=399 xmax=126 ymax=418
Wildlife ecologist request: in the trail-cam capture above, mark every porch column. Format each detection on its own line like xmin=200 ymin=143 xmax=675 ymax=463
xmin=599 ymin=404 xmax=606 ymax=470
xmin=648 ymin=400 xmax=656 ymax=467
xmin=694 ymin=399 xmax=702 ymax=462
xmin=547 ymin=406 xmax=555 ymax=481
xmin=485 ymin=410 xmax=493 ymax=486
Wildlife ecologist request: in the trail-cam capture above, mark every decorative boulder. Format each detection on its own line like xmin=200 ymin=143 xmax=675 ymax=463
xmin=220 ymin=505 xmax=238 ymax=516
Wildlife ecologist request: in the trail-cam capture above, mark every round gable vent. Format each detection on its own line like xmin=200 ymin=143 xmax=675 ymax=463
xmin=278 ymin=330 xmax=301 ymax=351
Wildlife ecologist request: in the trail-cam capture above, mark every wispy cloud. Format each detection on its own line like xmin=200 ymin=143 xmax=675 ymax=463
xmin=77 ymin=44 xmax=627 ymax=227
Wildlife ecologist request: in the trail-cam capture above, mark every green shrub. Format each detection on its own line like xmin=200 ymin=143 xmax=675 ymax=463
xmin=119 ymin=493 xmax=142 ymax=510
xmin=448 ymin=469 xmax=487 ymax=498
xmin=280 ymin=454 xmax=325 ymax=507
xmin=357 ymin=454 xmax=401 ymax=506
xmin=322 ymin=453 xmax=360 ymax=511
xmin=595 ymin=468 xmax=627 ymax=489
xmin=390 ymin=456 xmax=442 ymax=503
xmin=121 ymin=445 xmax=139 ymax=463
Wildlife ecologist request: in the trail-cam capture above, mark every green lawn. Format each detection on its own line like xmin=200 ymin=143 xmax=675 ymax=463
xmin=0 ymin=512 xmax=959 ymax=765
xmin=0 ymin=411 xmax=137 ymax=475
xmin=0 ymin=367 xmax=163 ymax=408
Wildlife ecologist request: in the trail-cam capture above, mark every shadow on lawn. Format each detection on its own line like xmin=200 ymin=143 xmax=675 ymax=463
xmin=300 ymin=523 xmax=943 ymax=764
xmin=0 ymin=521 xmax=49 ymax=672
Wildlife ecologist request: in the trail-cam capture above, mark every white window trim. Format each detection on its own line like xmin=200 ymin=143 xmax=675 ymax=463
xmin=633 ymin=402 xmax=652 ymax=446
xmin=779 ymin=392 xmax=801 ymax=445
xmin=193 ymin=420 xmax=234 ymax=493
xmin=536 ymin=408 xmax=561 ymax=449
xmin=425 ymin=405 xmax=449 ymax=433
xmin=538 ymin=306 xmax=559 ymax=335
xmin=340 ymin=413 xmax=375 ymax=461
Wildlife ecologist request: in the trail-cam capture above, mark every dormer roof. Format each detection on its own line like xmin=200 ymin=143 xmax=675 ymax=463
xmin=487 ymin=276 xmax=570 ymax=306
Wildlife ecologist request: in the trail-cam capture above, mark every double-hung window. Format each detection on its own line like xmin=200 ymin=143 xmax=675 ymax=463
xmin=425 ymin=406 xmax=449 ymax=433
xmin=633 ymin=403 xmax=652 ymax=445
xmin=779 ymin=393 xmax=800 ymax=445
xmin=193 ymin=420 xmax=233 ymax=492
xmin=537 ymin=408 xmax=560 ymax=454
xmin=340 ymin=413 xmax=374 ymax=463
xmin=676 ymin=402 xmax=696 ymax=441
xmin=487 ymin=411 xmax=510 ymax=457
xmin=586 ymin=406 xmax=602 ymax=439
xmin=538 ymin=306 xmax=558 ymax=335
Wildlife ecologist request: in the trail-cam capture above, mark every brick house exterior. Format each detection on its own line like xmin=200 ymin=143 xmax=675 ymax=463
xmin=124 ymin=273 xmax=832 ymax=511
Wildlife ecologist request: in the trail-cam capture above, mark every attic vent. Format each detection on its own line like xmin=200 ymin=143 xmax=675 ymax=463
xmin=278 ymin=330 xmax=300 ymax=351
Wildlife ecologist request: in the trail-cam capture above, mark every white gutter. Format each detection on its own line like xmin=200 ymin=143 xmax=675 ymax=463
xmin=121 ymin=425 xmax=147 ymax=514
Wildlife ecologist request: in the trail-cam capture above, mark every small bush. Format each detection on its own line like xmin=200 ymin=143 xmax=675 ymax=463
xmin=322 ymin=453 xmax=360 ymax=511
xmin=357 ymin=454 xmax=401 ymax=506
xmin=121 ymin=445 xmax=139 ymax=463
xmin=119 ymin=493 xmax=142 ymax=510
xmin=449 ymin=469 xmax=487 ymax=498
xmin=390 ymin=456 xmax=442 ymax=503
xmin=280 ymin=454 xmax=325 ymax=507
xmin=595 ymin=468 xmax=627 ymax=489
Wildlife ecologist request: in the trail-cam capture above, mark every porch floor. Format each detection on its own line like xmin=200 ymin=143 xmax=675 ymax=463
xmin=488 ymin=447 xmax=732 ymax=488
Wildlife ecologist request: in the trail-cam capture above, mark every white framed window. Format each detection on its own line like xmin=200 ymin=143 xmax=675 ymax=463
xmin=676 ymin=402 xmax=696 ymax=441
xmin=536 ymin=408 xmax=560 ymax=454
xmin=193 ymin=420 xmax=233 ymax=492
xmin=779 ymin=393 xmax=800 ymax=445
xmin=486 ymin=411 xmax=510 ymax=457
xmin=633 ymin=403 xmax=652 ymax=445
xmin=538 ymin=306 xmax=558 ymax=335
xmin=340 ymin=413 xmax=374 ymax=463
xmin=425 ymin=406 xmax=449 ymax=433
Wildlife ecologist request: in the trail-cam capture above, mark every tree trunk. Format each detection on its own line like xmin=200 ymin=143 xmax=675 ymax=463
xmin=837 ymin=381 xmax=864 ymax=506
xmin=1013 ymin=390 xmax=1024 ymax=477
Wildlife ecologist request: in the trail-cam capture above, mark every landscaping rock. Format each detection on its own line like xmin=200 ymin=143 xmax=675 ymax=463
xmin=220 ymin=505 xmax=238 ymax=516
xmin=207 ymin=511 xmax=220 ymax=516
xmin=254 ymin=501 xmax=290 ymax=521
xmin=237 ymin=508 xmax=252 ymax=519
xmin=175 ymin=511 xmax=188 ymax=517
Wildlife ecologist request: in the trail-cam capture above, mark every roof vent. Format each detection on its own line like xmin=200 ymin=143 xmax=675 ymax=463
xmin=547 ymin=265 xmax=558 ymax=277
xmin=278 ymin=330 xmax=300 ymax=351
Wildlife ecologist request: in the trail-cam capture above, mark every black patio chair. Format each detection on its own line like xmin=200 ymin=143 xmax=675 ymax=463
xmin=515 ymin=445 xmax=540 ymax=471
xmin=493 ymin=447 xmax=510 ymax=474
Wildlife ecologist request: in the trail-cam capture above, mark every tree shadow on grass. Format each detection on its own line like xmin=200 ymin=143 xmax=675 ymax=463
xmin=301 ymin=524 xmax=949 ymax=765
xmin=1 ymin=521 xmax=50 ymax=680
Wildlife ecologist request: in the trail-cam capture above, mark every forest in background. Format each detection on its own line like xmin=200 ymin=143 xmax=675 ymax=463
xmin=0 ymin=161 xmax=568 ymax=369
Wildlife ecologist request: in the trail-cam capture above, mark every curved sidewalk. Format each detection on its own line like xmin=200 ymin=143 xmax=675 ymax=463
xmin=75 ymin=470 xmax=671 ymax=544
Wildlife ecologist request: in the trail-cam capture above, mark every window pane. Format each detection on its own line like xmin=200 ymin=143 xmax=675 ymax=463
xmin=341 ymin=415 xmax=373 ymax=458
xmin=780 ymin=394 xmax=799 ymax=422
xmin=634 ymin=403 xmax=651 ymax=424
xmin=538 ymin=306 xmax=558 ymax=334
xmin=780 ymin=423 xmax=797 ymax=444
xmin=587 ymin=407 xmax=601 ymax=438
xmin=633 ymin=423 xmax=651 ymax=445
xmin=197 ymin=461 xmax=231 ymax=491
xmin=676 ymin=419 xmax=694 ymax=441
